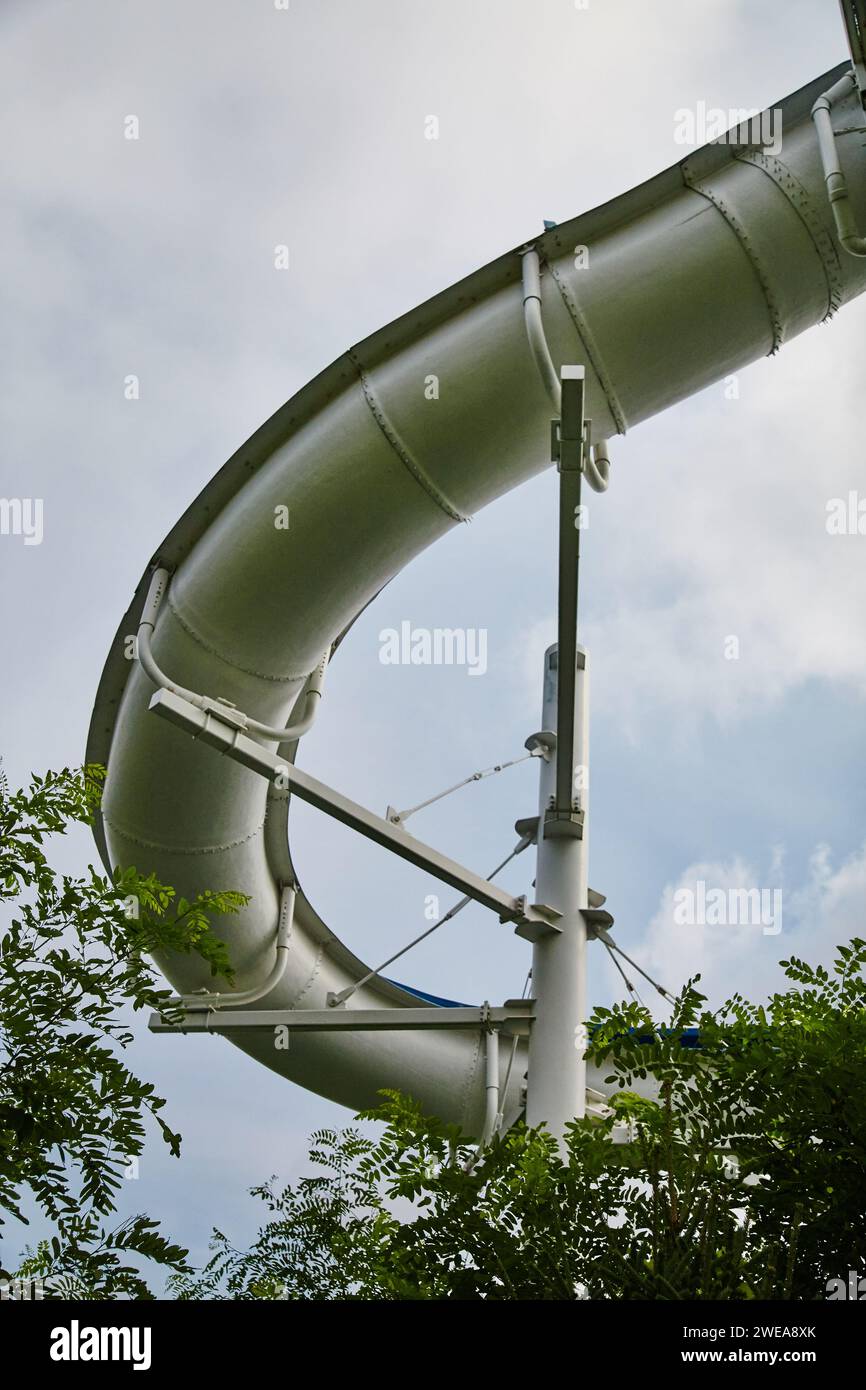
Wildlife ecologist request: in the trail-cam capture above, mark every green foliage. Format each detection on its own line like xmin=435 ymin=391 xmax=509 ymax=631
xmin=0 ymin=763 xmax=247 ymax=1293
xmin=699 ymin=939 xmax=866 ymax=1296
xmin=15 ymin=1215 xmax=189 ymax=1301
xmin=170 ymin=1128 xmax=393 ymax=1301
xmin=173 ymin=942 xmax=866 ymax=1301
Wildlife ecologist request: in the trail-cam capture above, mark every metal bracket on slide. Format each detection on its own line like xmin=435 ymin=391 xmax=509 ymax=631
xmin=149 ymin=686 xmax=561 ymax=938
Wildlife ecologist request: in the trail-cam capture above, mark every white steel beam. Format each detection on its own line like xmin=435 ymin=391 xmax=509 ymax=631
xmin=149 ymin=1001 xmax=535 ymax=1036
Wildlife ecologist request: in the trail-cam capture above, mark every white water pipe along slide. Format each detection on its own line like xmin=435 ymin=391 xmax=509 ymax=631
xmin=88 ymin=62 xmax=866 ymax=1137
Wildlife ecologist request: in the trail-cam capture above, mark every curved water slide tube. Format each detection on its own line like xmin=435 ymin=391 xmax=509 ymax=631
xmin=88 ymin=64 xmax=866 ymax=1136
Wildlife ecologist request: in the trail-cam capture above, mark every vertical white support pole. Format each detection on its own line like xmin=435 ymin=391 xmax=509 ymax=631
xmin=525 ymin=642 xmax=589 ymax=1141
xmin=481 ymin=1026 xmax=501 ymax=1144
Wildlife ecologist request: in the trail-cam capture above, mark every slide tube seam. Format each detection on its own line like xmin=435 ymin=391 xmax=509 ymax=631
xmin=103 ymin=812 xmax=268 ymax=858
xmin=545 ymin=257 xmax=629 ymax=435
xmin=734 ymin=148 xmax=845 ymax=319
xmin=682 ymin=162 xmax=786 ymax=352
xmin=166 ymin=589 xmax=319 ymax=685
xmin=291 ymin=945 xmax=324 ymax=1008
xmin=347 ymin=347 xmax=470 ymax=524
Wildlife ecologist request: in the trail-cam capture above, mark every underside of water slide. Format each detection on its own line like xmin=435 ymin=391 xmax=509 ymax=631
xmin=87 ymin=58 xmax=866 ymax=1137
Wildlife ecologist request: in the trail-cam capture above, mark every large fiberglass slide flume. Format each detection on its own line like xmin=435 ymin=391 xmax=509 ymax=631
xmin=88 ymin=64 xmax=866 ymax=1136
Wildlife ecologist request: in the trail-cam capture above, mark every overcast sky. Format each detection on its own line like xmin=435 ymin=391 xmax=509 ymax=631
xmin=2 ymin=0 xmax=866 ymax=1275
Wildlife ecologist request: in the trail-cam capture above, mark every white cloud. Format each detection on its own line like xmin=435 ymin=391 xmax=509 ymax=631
xmin=636 ymin=837 xmax=866 ymax=1011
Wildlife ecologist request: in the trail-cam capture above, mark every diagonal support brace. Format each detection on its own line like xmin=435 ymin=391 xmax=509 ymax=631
xmin=149 ymin=687 xmax=561 ymax=937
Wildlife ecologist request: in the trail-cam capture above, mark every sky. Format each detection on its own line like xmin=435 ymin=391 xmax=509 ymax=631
xmin=2 ymin=0 xmax=866 ymax=1276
